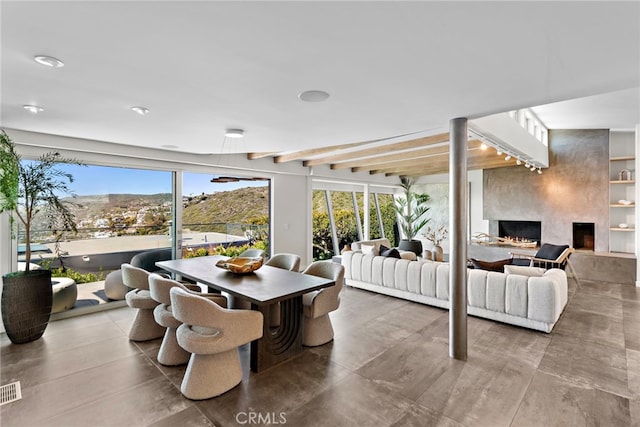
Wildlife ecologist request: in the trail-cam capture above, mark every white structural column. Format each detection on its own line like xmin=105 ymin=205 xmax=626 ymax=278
xmin=172 ymin=171 xmax=183 ymax=260
xmin=449 ymin=117 xmax=468 ymax=360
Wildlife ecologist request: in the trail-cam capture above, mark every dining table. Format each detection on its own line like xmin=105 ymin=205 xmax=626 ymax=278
xmin=156 ymin=255 xmax=335 ymax=372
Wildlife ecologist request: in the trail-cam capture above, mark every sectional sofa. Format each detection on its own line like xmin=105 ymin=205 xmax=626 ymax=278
xmin=341 ymin=241 xmax=568 ymax=332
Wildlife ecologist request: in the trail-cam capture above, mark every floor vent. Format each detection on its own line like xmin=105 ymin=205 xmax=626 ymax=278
xmin=0 ymin=381 xmax=22 ymax=405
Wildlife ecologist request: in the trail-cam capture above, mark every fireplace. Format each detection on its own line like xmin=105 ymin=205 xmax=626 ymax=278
xmin=498 ymin=220 xmax=541 ymax=245
xmin=573 ymin=222 xmax=594 ymax=250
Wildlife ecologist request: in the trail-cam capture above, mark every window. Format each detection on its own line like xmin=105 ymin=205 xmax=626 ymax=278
xmin=181 ymin=172 xmax=270 ymax=258
xmin=312 ymin=185 xmax=397 ymax=260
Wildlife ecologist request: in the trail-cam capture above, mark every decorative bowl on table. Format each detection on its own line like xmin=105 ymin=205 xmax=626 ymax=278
xmin=618 ymin=199 xmax=634 ymax=205
xmin=215 ymin=257 xmax=263 ymax=274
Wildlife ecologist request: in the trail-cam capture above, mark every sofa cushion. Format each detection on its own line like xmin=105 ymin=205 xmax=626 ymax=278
xmin=361 ymin=244 xmax=377 ymax=256
xmin=352 ymin=238 xmax=391 ymax=254
xmin=380 ymin=245 xmax=401 ymax=259
xmin=399 ymin=250 xmax=418 ymax=261
xmin=504 ymin=265 xmax=547 ymax=277
xmin=469 ymin=257 xmax=512 ymax=272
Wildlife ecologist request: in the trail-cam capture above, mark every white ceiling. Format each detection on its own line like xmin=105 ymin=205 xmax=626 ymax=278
xmin=1 ymin=1 xmax=639 ymax=155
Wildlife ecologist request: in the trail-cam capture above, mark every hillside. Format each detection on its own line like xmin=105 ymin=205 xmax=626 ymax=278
xmin=55 ymin=187 xmax=268 ymax=229
xmin=182 ymin=187 xmax=268 ymax=225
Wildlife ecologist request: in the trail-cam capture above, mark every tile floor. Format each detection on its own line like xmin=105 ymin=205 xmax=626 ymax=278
xmin=1 ymin=277 xmax=639 ymax=427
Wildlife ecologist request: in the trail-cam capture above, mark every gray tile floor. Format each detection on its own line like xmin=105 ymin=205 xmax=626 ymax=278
xmin=1 ymin=278 xmax=639 ymax=427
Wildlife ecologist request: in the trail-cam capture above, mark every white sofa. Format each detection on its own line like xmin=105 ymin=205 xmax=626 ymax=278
xmin=341 ymin=251 xmax=568 ymax=333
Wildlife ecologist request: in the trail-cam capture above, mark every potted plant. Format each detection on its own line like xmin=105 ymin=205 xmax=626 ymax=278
xmin=393 ymin=177 xmax=431 ymax=256
xmin=0 ymin=130 xmax=83 ymax=343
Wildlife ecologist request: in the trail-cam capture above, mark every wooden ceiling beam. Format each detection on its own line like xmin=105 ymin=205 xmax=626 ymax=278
xmin=332 ymin=140 xmax=482 ymax=170
xmin=302 ymin=132 xmax=450 ymax=167
xmin=271 ymin=139 xmax=372 ymax=163
xmin=347 ymin=140 xmax=483 ymax=173
xmin=380 ymin=156 xmax=518 ymax=177
xmin=363 ymin=145 xmax=495 ymax=174
xmin=246 ymin=152 xmax=278 ymax=160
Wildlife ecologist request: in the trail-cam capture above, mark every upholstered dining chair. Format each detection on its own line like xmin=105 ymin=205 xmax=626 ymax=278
xmin=148 ymin=274 xmax=228 ymax=366
xmin=301 ymin=260 xmax=345 ymax=346
xmin=122 ymin=263 xmax=166 ymax=341
xmin=263 ymin=253 xmax=302 ymax=327
xmin=170 ymin=287 xmax=263 ymax=400
xmin=265 ymin=253 xmax=301 ymax=271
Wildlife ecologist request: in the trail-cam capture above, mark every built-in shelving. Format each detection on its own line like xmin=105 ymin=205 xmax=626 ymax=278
xmin=609 ymin=131 xmax=636 ymax=253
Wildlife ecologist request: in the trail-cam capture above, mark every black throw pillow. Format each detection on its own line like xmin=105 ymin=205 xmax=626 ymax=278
xmin=535 ymin=244 xmax=569 ymax=261
xmin=469 ymin=258 xmax=512 ymax=272
xmin=380 ymin=246 xmax=401 ymax=259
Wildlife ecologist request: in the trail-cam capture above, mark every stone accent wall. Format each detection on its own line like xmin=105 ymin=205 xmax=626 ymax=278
xmin=483 ymin=129 xmax=609 ymax=252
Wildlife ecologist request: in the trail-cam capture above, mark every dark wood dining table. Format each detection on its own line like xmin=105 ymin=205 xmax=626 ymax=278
xmin=156 ymin=255 xmax=335 ymax=372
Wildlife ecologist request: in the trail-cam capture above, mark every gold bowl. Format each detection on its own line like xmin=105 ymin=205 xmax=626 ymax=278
xmin=215 ymin=257 xmax=263 ymax=274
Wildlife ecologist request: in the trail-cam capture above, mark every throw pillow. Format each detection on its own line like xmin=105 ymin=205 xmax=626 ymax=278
xmin=380 ymin=246 xmax=401 ymax=259
xmin=504 ymin=265 xmax=547 ymax=277
xmin=535 ymin=244 xmax=569 ymax=261
xmin=361 ymin=244 xmax=376 ymax=256
xmin=469 ymin=258 xmax=512 ymax=272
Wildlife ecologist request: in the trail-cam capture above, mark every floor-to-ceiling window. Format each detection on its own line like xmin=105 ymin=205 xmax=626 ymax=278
xmin=18 ymin=162 xmax=173 ymax=278
xmin=15 ymin=157 xmax=271 ymax=316
xmin=312 ymin=182 xmax=397 ymax=260
xmin=181 ymin=172 xmax=270 ymax=258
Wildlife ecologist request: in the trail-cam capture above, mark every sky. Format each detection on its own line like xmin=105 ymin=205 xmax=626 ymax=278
xmin=33 ymin=162 xmax=268 ymax=196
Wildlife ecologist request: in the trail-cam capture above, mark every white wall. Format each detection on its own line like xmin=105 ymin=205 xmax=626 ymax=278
xmin=270 ymin=174 xmax=313 ymax=268
xmin=0 ymin=212 xmax=15 ymax=334
xmin=414 ymin=169 xmax=488 ymax=253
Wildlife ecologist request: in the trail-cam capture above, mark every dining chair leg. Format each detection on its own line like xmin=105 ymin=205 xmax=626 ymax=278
xmin=303 ymin=314 xmax=334 ymax=347
xmin=157 ymin=327 xmax=191 ymax=366
xmin=180 ymin=350 xmax=243 ymax=400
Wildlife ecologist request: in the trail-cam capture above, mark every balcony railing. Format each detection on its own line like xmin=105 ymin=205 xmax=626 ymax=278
xmin=17 ymin=222 xmax=269 ymax=273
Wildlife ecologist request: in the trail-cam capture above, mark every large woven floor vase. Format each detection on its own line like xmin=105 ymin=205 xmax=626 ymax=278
xmin=2 ymin=269 xmax=53 ymax=344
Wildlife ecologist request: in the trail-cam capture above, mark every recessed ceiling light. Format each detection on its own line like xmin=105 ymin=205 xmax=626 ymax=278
xmin=298 ymin=90 xmax=330 ymax=102
xmin=161 ymin=144 xmax=179 ymax=149
xmin=224 ymin=129 xmax=244 ymax=138
xmin=131 ymin=106 xmax=149 ymax=115
xmin=23 ymin=105 xmax=44 ymax=114
xmin=34 ymin=55 xmax=64 ymax=68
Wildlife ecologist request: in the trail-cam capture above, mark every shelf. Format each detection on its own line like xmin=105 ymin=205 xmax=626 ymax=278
xmin=610 ymin=227 xmax=635 ymax=231
xmin=610 ymin=156 xmax=635 ymax=161
xmin=610 ymin=203 xmax=635 ymax=207
xmin=610 ymin=180 xmax=635 ymax=184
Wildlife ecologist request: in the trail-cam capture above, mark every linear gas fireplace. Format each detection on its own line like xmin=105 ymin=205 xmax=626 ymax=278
xmin=498 ymin=220 xmax=542 ymax=246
